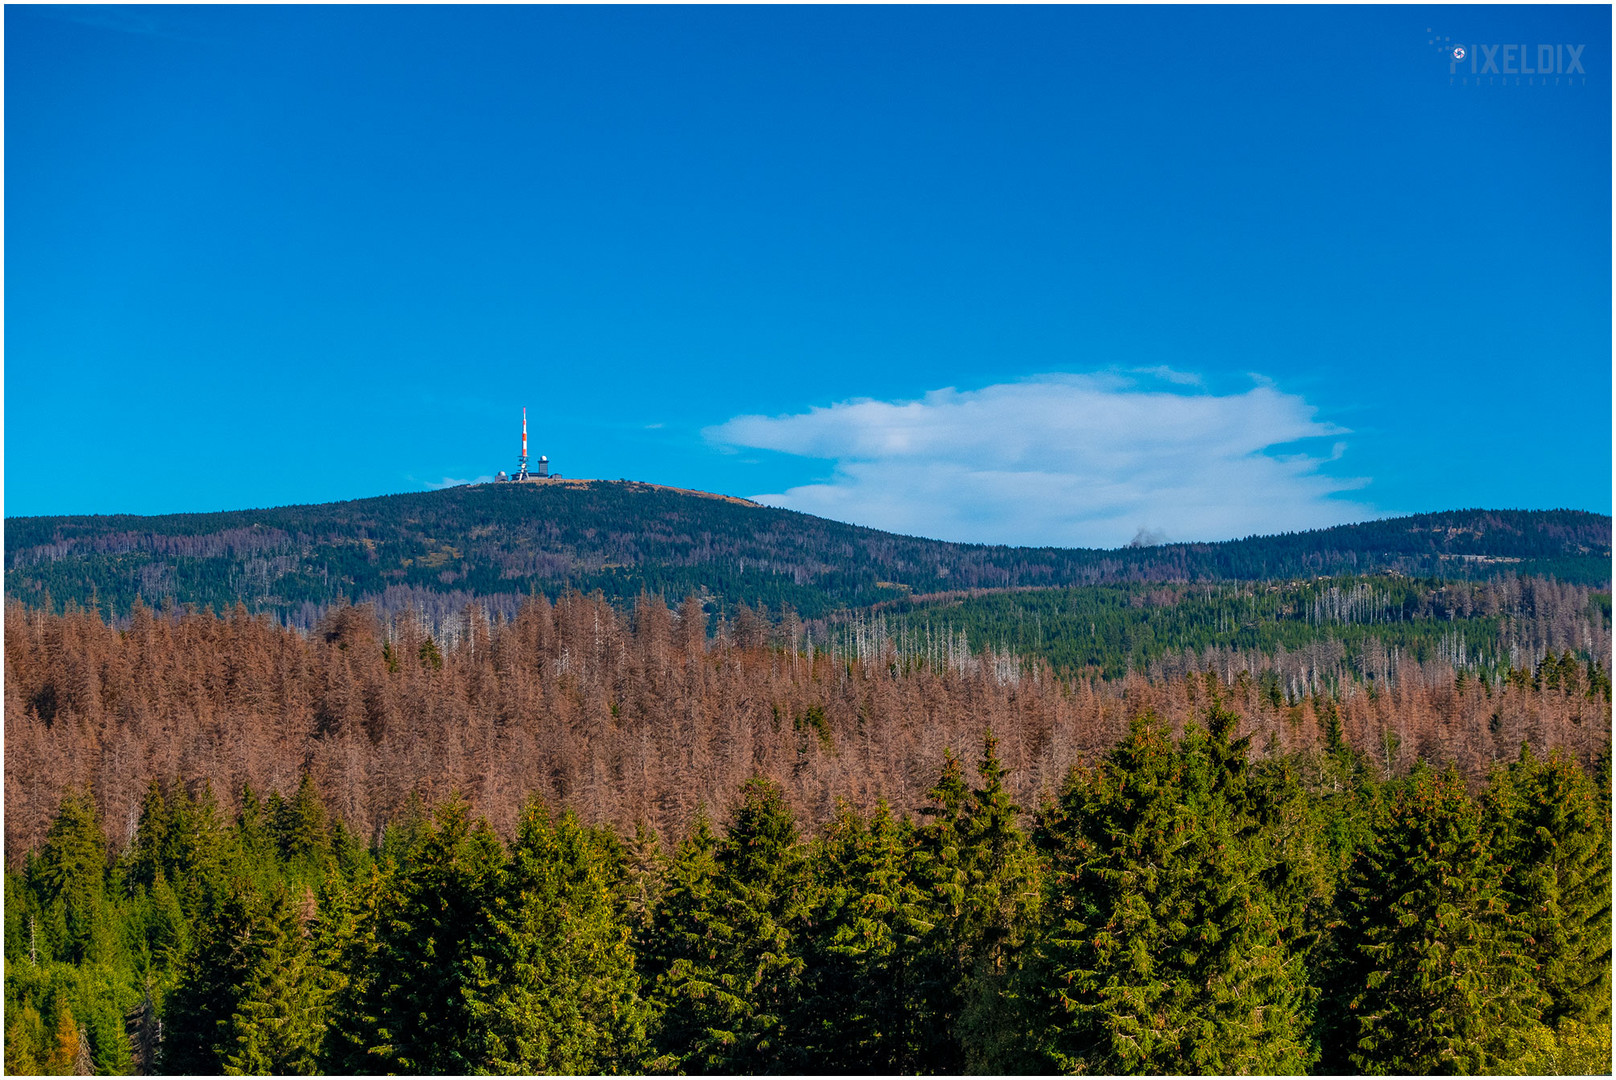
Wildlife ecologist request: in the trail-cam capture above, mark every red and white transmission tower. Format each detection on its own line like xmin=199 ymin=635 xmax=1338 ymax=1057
xmin=517 ymin=407 xmax=530 ymax=480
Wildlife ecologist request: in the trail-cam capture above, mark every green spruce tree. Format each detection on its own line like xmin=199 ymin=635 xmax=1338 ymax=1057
xmin=126 ymin=781 xmax=171 ymax=893
xmin=161 ymin=884 xmax=266 ymax=1073
xmin=234 ymin=782 xmax=277 ymax=870
xmin=909 ymin=734 xmax=1042 ymax=1072
xmin=1342 ymin=767 xmax=1549 ymax=1073
xmin=277 ymin=772 xmax=332 ymax=869
xmin=30 ymin=789 xmax=111 ymax=966
xmin=647 ymin=779 xmax=809 ymax=1072
xmin=161 ymin=780 xmax=228 ymax=920
xmin=326 ymin=798 xmax=506 ymax=1073
xmin=222 ymin=886 xmax=329 ymax=1075
xmin=1010 ymin=711 xmax=1315 ymax=1074
xmin=790 ymin=800 xmax=930 ymax=1072
xmin=1483 ymin=746 xmax=1612 ymax=1072
xmin=471 ymin=800 xmax=650 ymax=1073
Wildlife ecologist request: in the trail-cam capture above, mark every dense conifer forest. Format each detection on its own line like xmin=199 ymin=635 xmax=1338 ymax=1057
xmin=4 ymin=588 xmax=1611 ymax=1073
xmin=6 ymin=484 xmax=1609 ymax=627
xmin=852 ymin=574 xmax=1610 ymax=681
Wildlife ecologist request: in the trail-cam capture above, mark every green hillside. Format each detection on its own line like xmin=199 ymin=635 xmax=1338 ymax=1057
xmin=5 ymin=480 xmax=1609 ymax=624
xmin=843 ymin=575 xmax=1611 ymax=683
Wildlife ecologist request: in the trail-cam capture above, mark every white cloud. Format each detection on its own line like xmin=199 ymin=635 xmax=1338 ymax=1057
xmin=423 ymin=475 xmax=493 ymax=489
xmin=1130 ymin=365 xmax=1204 ymax=386
xmin=705 ymin=374 xmax=1374 ymax=548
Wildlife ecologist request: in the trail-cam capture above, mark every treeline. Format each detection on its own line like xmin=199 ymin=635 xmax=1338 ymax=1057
xmin=8 ymin=483 xmax=1610 ymax=629
xmin=849 ymin=574 xmax=1611 ymax=682
xmin=5 ymin=719 xmax=1609 ymax=1074
xmin=7 ymin=593 xmax=1610 ymax=861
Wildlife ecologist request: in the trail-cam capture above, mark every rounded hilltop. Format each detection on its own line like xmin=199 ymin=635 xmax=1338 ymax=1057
xmin=483 ymin=409 xmax=759 ymax=506
xmin=489 ymin=475 xmax=760 ymax=508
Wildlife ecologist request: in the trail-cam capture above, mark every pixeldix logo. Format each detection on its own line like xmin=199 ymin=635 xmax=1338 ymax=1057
xmin=1428 ymin=29 xmax=1588 ymax=86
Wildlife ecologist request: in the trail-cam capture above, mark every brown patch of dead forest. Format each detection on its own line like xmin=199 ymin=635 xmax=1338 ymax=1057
xmin=4 ymin=594 xmax=1607 ymax=860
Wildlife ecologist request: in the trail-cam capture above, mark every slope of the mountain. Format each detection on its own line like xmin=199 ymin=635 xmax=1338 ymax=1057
xmin=853 ymin=575 xmax=1612 ymax=681
xmin=5 ymin=480 xmax=1610 ymax=623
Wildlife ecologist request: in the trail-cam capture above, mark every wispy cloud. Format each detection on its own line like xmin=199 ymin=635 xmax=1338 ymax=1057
xmin=30 ymin=5 xmax=203 ymax=41
xmin=706 ymin=373 xmax=1374 ymax=548
xmin=1129 ymin=365 xmax=1203 ymax=387
xmin=423 ymin=476 xmax=493 ymax=490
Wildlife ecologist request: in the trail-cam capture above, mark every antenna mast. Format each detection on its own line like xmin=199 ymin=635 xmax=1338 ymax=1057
xmin=518 ymin=407 xmax=530 ymax=480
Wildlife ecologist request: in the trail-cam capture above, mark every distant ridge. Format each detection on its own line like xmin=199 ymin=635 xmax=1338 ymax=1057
xmin=5 ymin=481 xmax=1609 ymax=624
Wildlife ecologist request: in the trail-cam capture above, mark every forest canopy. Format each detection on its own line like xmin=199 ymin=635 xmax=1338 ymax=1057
xmin=5 ymin=486 xmax=1610 ymax=1074
xmin=7 ymin=484 xmax=1608 ymax=627
xmin=6 ymin=714 xmax=1609 ymax=1075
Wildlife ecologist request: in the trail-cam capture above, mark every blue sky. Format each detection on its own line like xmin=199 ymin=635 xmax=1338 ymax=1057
xmin=6 ymin=4 xmax=1609 ymax=546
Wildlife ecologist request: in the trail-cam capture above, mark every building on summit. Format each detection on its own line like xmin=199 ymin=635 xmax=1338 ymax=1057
xmin=494 ymin=408 xmax=560 ymax=482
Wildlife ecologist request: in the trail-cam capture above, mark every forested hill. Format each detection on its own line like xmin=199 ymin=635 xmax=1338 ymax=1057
xmin=5 ymin=480 xmax=1609 ymax=624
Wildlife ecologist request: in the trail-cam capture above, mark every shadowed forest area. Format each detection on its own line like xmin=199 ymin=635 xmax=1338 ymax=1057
xmin=3 ymin=590 xmax=1610 ymax=1074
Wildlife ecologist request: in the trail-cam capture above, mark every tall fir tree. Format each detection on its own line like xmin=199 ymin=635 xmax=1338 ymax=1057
xmin=234 ymin=782 xmax=277 ymax=870
xmin=324 ymin=798 xmax=506 ymax=1073
xmin=161 ymin=781 xmax=228 ymax=920
xmin=30 ymin=789 xmax=111 ymax=966
xmin=277 ymin=772 xmax=333 ymax=868
xmin=222 ymin=886 xmax=329 ymax=1075
xmin=789 ymin=801 xmax=931 ymax=1072
xmin=641 ymin=808 xmax=722 ymax=1070
xmin=1008 ymin=711 xmax=1315 ymax=1074
xmin=5 ymin=1002 xmax=47 ymax=1076
xmin=618 ymin=818 xmax=665 ymax=934
xmin=1341 ymin=766 xmax=1549 ymax=1073
xmin=647 ymin=779 xmax=810 ymax=1073
xmin=470 ymin=800 xmax=650 ymax=1073
xmin=126 ymin=781 xmax=171 ymax=894
xmin=906 ymin=747 xmax=974 ymax=1072
xmin=1483 ymin=745 xmax=1612 ymax=1071
xmin=909 ymin=734 xmax=1042 ymax=1072
xmin=161 ymin=884 xmax=268 ymax=1073
xmin=318 ymin=863 xmax=387 ymax=1071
